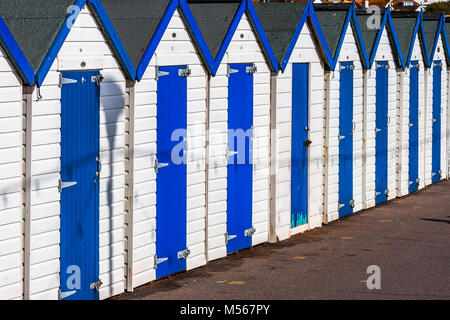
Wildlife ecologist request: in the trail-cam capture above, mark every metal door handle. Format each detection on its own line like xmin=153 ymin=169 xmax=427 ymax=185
xmin=303 ymin=139 xmax=312 ymax=147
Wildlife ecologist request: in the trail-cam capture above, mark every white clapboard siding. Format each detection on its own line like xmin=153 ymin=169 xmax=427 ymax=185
xmin=132 ymin=9 xmax=207 ymax=288
xmin=326 ymin=24 xmax=364 ymax=222
xmin=275 ymin=22 xmax=324 ymax=240
xmin=29 ymin=5 xmax=127 ymax=300
xmin=208 ymin=13 xmax=270 ymax=261
xmin=398 ymin=34 xmax=425 ymax=196
xmin=0 ymin=45 xmax=23 ymax=300
xmin=365 ymin=27 xmax=397 ymax=209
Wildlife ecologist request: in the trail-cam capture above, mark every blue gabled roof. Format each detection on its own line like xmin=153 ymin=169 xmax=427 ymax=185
xmin=391 ymin=10 xmax=427 ymax=67
xmin=0 ymin=15 xmax=34 ymax=85
xmin=2 ymin=0 xmax=137 ymax=86
xmin=314 ymin=3 xmax=369 ymax=70
xmin=427 ymin=13 xmax=446 ymax=64
xmin=186 ymin=0 xmax=278 ymax=75
xmin=356 ymin=6 xmax=405 ymax=69
xmin=252 ymin=1 xmax=333 ymax=72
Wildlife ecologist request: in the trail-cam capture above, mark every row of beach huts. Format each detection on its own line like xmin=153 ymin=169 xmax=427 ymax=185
xmin=0 ymin=0 xmax=449 ymax=300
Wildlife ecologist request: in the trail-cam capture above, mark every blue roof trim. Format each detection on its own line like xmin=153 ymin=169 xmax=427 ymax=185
xmin=88 ymin=0 xmax=136 ymax=80
xmin=136 ymin=0 xmax=179 ymax=81
xmin=279 ymin=1 xmax=310 ymax=72
xmin=179 ymin=0 xmax=217 ymax=75
xmin=441 ymin=13 xmax=450 ymax=65
xmin=245 ymin=0 xmax=278 ymax=72
xmin=350 ymin=5 xmax=370 ymax=69
xmin=308 ymin=2 xmax=334 ymax=71
xmin=330 ymin=4 xmax=353 ymax=70
xmin=212 ymin=1 xmax=246 ymax=72
xmin=406 ymin=12 xmax=421 ymax=67
xmin=386 ymin=9 xmax=405 ymax=69
xmin=419 ymin=11 xmax=431 ymax=68
xmin=429 ymin=13 xmax=445 ymax=63
xmin=36 ymin=0 xmax=87 ymax=86
xmin=369 ymin=7 xmax=405 ymax=69
xmin=0 ymin=16 xmax=34 ymax=85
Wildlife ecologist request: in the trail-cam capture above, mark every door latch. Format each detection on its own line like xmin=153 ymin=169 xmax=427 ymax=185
xmin=244 ymin=227 xmax=256 ymax=237
xmin=91 ymin=74 xmax=104 ymax=86
xmin=154 ymin=158 xmax=169 ymax=173
xmin=90 ymin=280 xmax=103 ymax=291
xmin=246 ymin=64 xmax=257 ymax=74
xmin=178 ymin=67 xmax=191 ymax=78
xmin=96 ymin=157 xmax=102 ymax=177
xmin=385 ymin=189 xmax=389 ymax=196
xmin=303 ymin=139 xmax=312 ymax=147
xmin=225 ymin=232 xmax=237 ymax=245
xmin=177 ymin=249 xmax=190 ymax=260
xmin=58 ymin=179 xmax=77 ymax=193
xmin=349 ymin=200 xmax=355 ymax=208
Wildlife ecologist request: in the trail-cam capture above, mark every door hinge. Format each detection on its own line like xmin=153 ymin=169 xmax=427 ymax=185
xmin=338 ymin=134 xmax=345 ymax=141
xmin=154 ymin=158 xmax=169 ymax=173
xmin=91 ymin=74 xmax=104 ymax=86
xmin=59 ymin=74 xmax=77 ymax=88
xmin=227 ymin=65 xmax=239 ymax=77
xmin=246 ymin=64 xmax=257 ymax=75
xmin=58 ymin=179 xmax=77 ymax=193
xmin=156 ymin=68 xmax=170 ymax=80
xmin=90 ymin=280 xmax=103 ymax=291
xmin=409 ymin=123 xmax=414 ymax=127
xmin=432 ymin=118 xmax=437 ymax=123
xmin=178 ymin=67 xmax=191 ymax=78
xmin=58 ymin=289 xmax=77 ymax=300
xmin=375 ymin=191 xmax=381 ymax=196
xmin=154 ymin=255 xmax=168 ymax=269
xmin=177 ymin=249 xmax=190 ymax=260
xmin=375 ymin=127 xmax=381 ymax=133
xmin=338 ymin=203 xmax=345 ymax=209
xmin=225 ymin=232 xmax=237 ymax=245
xmin=244 ymin=226 xmax=256 ymax=237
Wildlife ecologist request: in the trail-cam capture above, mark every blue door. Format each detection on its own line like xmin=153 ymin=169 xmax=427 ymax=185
xmin=338 ymin=62 xmax=354 ymax=217
xmin=227 ymin=63 xmax=253 ymax=254
xmin=409 ymin=61 xmax=419 ymax=193
xmin=432 ymin=61 xmax=442 ymax=184
xmin=291 ymin=63 xmax=309 ymax=226
xmin=60 ymin=71 xmax=100 ymax=300
xmin=375 ymin=61 xmax=389 ymax=205
xmin=155 ymin=66 xmax=188 ymax=278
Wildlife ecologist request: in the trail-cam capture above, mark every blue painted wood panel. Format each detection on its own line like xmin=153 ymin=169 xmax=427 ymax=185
xmin=60 ymin=70 xmax=100 ymax=300
xmin=227 ymin=63 xmax=253 ymax=254
xmin=409 ymin=61 xmax=419 ymax=193
xmin=291 ymin=63 xmax=309 ymax=227
xmin=375 ymin=61 xmax=389 ymax=205
xmin=432 ymin=61 xmax=442 ymax=184
xmin=338 ymin=62 xmax=354 ymax=218
xmin=156 ymin=66 xmax=187 ymax=279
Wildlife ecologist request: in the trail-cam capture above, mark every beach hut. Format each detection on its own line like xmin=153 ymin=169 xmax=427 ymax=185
xmin=0 ymin=11 xmax=34 ymax=300
xmin=252 ymin=1 xmax=331 ymax=240
xmin=186 ymin=0 xmax=278 ymax=260
xmin=101 ymin=0 xmax=214 ymax=289
xmin=445 ymin=17 xmax=450 ymax=178
xmin=422 ymin=13 xmax=447 ymax=186
xmin=391 ymin=11 xmax=428 ymax=196
xmin=314 ymin=3 xmax=369 ymax=222
xmin=356 ymin=6 xmax=404 ymax=208
xmin=0 ymin=0 xmax=136 ymax=300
